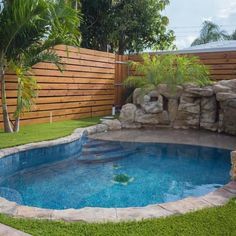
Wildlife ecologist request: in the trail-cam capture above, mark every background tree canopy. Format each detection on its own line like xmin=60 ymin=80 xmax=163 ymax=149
xmin=80 ymin=0 xmax=175 ymax=54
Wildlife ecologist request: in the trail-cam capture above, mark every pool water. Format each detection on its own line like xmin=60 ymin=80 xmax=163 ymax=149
xmin=0 ymin=137 xmax=231 ymax=209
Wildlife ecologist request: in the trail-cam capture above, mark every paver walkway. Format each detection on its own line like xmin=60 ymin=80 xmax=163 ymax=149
xmin=0 ymin=223 xmax=31 ymax=236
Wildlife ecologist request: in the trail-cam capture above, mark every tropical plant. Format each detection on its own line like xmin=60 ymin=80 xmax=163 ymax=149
xmin=80 ymin=0 xmax=175 ymax=54
xmin=0 ymin=0 xmax=80 ymax=133
xmin=231 ymin=30 xmax=236 ymax=40
xmin=191 ymin=21 xmax=230 ymax=46
xmin=124 ymin=54 xmax=211 ymax=92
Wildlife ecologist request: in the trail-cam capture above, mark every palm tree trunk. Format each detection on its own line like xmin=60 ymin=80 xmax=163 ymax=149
xmin=13 ymin=117 xmax=20 ymax=132
xmin=13 ymin=78 xmax=21 ymax=132
xmin=0 ymin=65 xmax=13 ymax=133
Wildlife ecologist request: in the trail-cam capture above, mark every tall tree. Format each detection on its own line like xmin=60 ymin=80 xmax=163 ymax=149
xmin=0 ymin=0 xmax=80 ymax=132
xmin=80 ymin=0 xmax=175 ymax=54
xmin=191 ymin=21 xmax=230 ymax=46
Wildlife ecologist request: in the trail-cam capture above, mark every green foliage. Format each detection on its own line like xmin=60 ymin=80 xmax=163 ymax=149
xmin=0 ymin=0 xmax=80 ymax=60
xmin=0 ymin=117 xmax=101 ymax=149
xmin=0 ymin=199 xmax=236 ymax=235
xmin=124 ymin=54 xmax=211 ymax=92
xmin=80 ymin=0 xmax=175 ymax=54
xmin=191 ymin=21 xmax=230 ymax=46
xmin=0 ymin=0 xmax=81 ymax=132
xmin=231 ymin=30 xmax=236 ymax=40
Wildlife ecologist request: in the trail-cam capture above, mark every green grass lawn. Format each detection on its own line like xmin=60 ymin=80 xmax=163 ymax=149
xmin=0 ymin=118 xmax=235 ymax=235
xmin=0 ymin=117 xmax=101 ymax=149
xmin=0 ymin=199 xmax=235 ymax=236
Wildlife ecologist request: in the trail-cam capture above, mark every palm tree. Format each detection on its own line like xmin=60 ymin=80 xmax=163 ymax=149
xmin=0 ymin=0 xmax=80 ymax=132
xmin=191 ymin=21 xmax=230 ymax=46
xmin=231 ymin=30 xmax=236 ymax=40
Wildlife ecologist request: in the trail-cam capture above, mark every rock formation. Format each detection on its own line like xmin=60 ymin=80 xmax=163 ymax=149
xmin=119 ymin=79 xmax=236 ymax=135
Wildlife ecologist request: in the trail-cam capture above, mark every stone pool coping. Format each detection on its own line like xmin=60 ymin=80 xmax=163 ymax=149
xmin=0 ymin=124 xmax=235 ymax=222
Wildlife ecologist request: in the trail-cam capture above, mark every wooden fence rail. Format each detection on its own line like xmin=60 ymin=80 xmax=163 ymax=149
xmin=1 ymin=46 xmax=236 ymax=128
xmin=0 ymin=45 xmax=115 ymax=127
xmin=128 ymin=50 xmax=236 ymax=81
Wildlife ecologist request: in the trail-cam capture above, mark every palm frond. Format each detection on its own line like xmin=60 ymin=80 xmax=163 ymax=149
xmin=124 ymin=54 xmax=211 ymax=92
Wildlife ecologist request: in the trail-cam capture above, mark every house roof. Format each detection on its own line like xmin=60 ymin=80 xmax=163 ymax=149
xmin=153 ymin=40 xmax=236 ymax=55
xmin=183 ymin=40 xmax=236 ymax=51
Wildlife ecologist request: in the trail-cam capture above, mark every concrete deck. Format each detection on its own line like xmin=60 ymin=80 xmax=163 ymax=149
xmin=90 ymin=128 xmax=236 ymax=150
xmin=0 ymin=223 xmax=31 ymax=236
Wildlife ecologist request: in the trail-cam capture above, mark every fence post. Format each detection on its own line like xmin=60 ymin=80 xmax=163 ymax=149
xmin=114 ymin=55 xmax=129 ymax=108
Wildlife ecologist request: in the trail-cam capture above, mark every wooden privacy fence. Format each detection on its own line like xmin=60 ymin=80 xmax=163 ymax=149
xmin=1 ymin=46 xmax=236 ymax=128
xmin=0 ymin=45 xmax=116 ymax=127
xmin=128 ymin=50 xmax=236 ymax=81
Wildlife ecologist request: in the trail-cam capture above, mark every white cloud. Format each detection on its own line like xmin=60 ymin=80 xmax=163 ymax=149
xmin=175 ymin=35 xmax=198 ymax=49
xmin=218 ymin=2 xmax=236 ymax=18
xmin=202 ymin=17 xmax=213 ymax=22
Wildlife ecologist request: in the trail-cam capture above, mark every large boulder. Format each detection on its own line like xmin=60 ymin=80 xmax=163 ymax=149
xmin=214 ymin=79 xmax=236 ymax=102
xmin=174 ymin=96 xmax=200 ymax=129
xmin=121 ymin=122 xmax=142 ymax=129
xmin=214 ymin=79 xmax=236 ymax=92
xmin=184 ymin=86 xmax=214 ymax=97
xmin=168 ymin=98 xmax=179 ymax=124
xmin=213 ymin=79 xmax=236 ymax=135
xmin=200 ymin=96 xmax=218 ymax=131
xmin=135 ymin=109 xmax=160 ymax=124
xmin=140 ymin=94 xmax=163 ymax=114
xmin=216 ymin=92 xmax=236 ymax=102
xmin=231 ymin=151 xmax=236 ymax=181
xmin=135 ymin=109 xmax=169 ymax=125
xmin=119 ymin=103 xmax=137 ymax=123
xmin=102 ymin=119 xmax=121 ymax=131
xmin=219 ymin=102 xmax=236 ymax=135
xmin=133 ymin=88 xmax=143 ymax=105
xmin=157 ymin=84 xmax=183 ymax=98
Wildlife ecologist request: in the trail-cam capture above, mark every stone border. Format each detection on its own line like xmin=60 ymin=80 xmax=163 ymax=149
xmin=0 ymin=125 xmax=235 ymax=222
xmin=0 ymin=223 xmax=31 ymax=236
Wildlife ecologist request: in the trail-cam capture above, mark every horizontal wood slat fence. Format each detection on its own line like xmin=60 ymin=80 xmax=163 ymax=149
xmin=0 ymin=45 xmax=116 ymax=127
xmin=128 ymin=51 xmax=236 ymax=81
xmin=1 ymin=46 xmax=236 ymax=128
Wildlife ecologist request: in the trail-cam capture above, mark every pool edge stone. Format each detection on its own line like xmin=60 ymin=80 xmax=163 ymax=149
xmin=159 ymin=197 xmax=213 ymax=214
xmin=0 ymin=125 xmax=235 ymax=222
xmin=51 ymin=207 xmax=117 ymax=222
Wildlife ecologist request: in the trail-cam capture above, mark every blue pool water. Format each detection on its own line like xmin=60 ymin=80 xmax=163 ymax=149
xmin=0 ymin=137 xmax=231 ymax=209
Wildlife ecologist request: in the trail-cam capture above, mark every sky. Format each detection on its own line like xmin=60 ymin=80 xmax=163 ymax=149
xmin=164 ymin=0 xmax=236 ymax=49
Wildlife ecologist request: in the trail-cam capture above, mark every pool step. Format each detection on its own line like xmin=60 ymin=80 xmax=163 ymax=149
xmin=77 ymin=149 xmax=136 ymax=163
xmin=82 ymin=146 xmax=122 ymax=155
xmin=78 ymin=138 xmax=138 ymax=163
xmin=82 ymin=141 xmax=122 ymax=151
xmin=83 ymin=139 xmax=111 ymax=148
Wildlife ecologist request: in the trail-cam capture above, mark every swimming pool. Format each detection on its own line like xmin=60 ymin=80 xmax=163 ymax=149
xmin=0 ymin=137 xmax=231 ymax=210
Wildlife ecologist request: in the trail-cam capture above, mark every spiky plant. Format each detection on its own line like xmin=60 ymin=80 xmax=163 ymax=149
xmin=124 ymin=53 xmax=211 ymax=93
xmin=0 ymin=0 xmax=81 ymax=132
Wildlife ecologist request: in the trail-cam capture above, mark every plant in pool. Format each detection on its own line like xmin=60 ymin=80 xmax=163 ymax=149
xmin=113 ymin=174 xmax=134 ymax=185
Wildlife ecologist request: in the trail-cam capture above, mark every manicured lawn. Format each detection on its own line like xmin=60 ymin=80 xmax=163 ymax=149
xmin=0 ymin=117 xmax=101 ymax=149
xmin=0 ymin=199 xmax=235 ymax=236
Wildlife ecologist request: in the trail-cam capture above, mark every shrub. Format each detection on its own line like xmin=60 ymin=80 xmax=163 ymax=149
xmin=124 ymin=54 xmax=211 ymax=91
